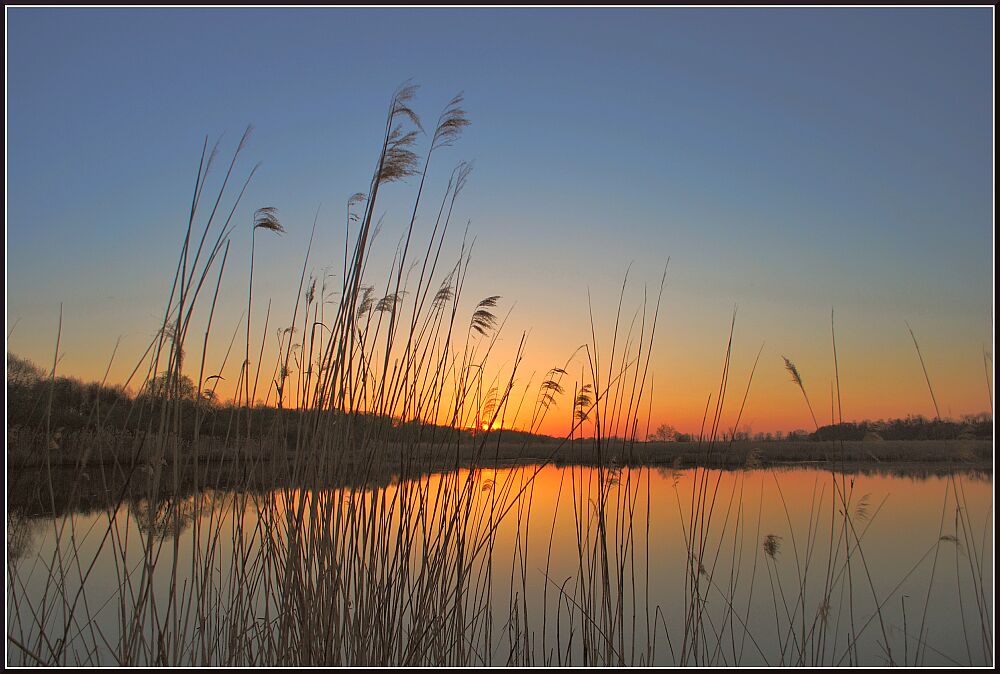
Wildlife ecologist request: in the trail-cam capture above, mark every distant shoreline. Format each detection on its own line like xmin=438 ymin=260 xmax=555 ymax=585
xmin=7 ymin=435 xmax=992 ymax=472
xmin=7 ymin=439 xmax=991 ymax=522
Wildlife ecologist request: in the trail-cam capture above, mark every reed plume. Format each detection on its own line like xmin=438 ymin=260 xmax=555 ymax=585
xmin=782 ymin=355 xmax=819 ymax=430
xmin=470 ymin=296 xmax=501 ymax=336
xmin=245 ymin=207 xmax=283 ymax=424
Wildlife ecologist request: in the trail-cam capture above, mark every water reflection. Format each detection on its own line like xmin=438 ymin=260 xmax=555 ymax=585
xmin=7 ymin=512 xmax=40 ymax=565
xmin=130 ymin=495 xmax=197 ymax=541
xmin=6 ymin=463 xmax=993 ymax=667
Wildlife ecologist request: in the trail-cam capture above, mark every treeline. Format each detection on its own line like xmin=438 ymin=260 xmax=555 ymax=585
xmin=649 ymin=412 xmax=993 ymax=444
xmin=6 ymin=354 xmax=556 ymax=447
xmin=810 ymin=415 xmax=992 ymax=441
xmin=730 ymin=415 xmax=992 ymax=442
xmin=8 ymin=354 xmax=991 ymax=447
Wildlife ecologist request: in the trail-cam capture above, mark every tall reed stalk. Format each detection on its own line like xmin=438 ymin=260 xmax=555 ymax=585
xmin=5 ymin=87 xmax=992 ymax=668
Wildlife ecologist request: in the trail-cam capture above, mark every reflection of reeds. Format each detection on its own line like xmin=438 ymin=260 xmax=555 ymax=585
xmin=763 ymin=533 xmax=782 ymax=558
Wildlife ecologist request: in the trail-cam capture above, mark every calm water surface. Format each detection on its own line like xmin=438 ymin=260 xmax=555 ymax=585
xmin=7 ymin=465 xmax=993 ymax=666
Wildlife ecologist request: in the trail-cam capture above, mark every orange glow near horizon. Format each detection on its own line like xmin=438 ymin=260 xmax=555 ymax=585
xmin=8 ymin=325 xmax=993 ymax=438
xmin=7 ymin=281 xmax=993 ymax=438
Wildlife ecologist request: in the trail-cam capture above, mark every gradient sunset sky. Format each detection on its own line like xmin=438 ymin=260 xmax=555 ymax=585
xmin=6 ymin=8 xmax=994 ymax=435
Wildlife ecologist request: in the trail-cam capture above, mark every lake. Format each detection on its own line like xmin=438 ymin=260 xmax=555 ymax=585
xmin=7 ymin=463 xmax=993 ymax=666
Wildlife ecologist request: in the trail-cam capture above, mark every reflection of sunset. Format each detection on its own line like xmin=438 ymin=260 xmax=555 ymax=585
xmin=13 ymin=463 xmax=991 ymax=665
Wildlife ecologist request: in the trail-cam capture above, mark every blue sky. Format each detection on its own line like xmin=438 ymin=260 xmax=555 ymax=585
xmin=6 ymin=8 xmax=994 ymax=431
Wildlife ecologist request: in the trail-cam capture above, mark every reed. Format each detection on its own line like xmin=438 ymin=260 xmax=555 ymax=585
xmin=905 ymin=320 xmax=941 ymax=421
xmin=5 ymin=87 xmax=993 ymax=668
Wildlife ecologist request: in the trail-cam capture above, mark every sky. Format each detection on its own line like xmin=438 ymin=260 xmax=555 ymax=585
xmin=6 ymin=7 xmax=994 ymax=435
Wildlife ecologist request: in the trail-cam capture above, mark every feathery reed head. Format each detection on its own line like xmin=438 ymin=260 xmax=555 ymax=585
xmin=390 ymin=82 xmax=422 ymax=132
xmin=782 ymin=355 xmax=803 ymax=387
xmin=380 ymin=127 xmax=421 ymax=182
xmin=433 ymin=282 xmax=454 ymax=308
xmin=540 ymin=379 xmax=565 ymax=395
xmin=378 ymin=83 xmax=424 ymax=183
xmin=347 ymin=192 xmax=367 ymax=222
xmin=433 ymin=93 xmax=471 ymax=150
xmin=480 ymin=386 xmax=498 ymax=424
xmin=470 ymin=296 xmax=501 ymax=336
xmin=375 ymin=291 xmax=406 ymax=314
xmin=536 ymin=368 xmax=569 ymax=411
xmin=574 ymin=384 xmax=593 ymax=421
xmin=356 ymin=286 xmax=375 ymax=318
xmin=253 ymin=207 xmax=284 ymax=234
xmin=470 ymin=310 xmax=497 ymax=336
